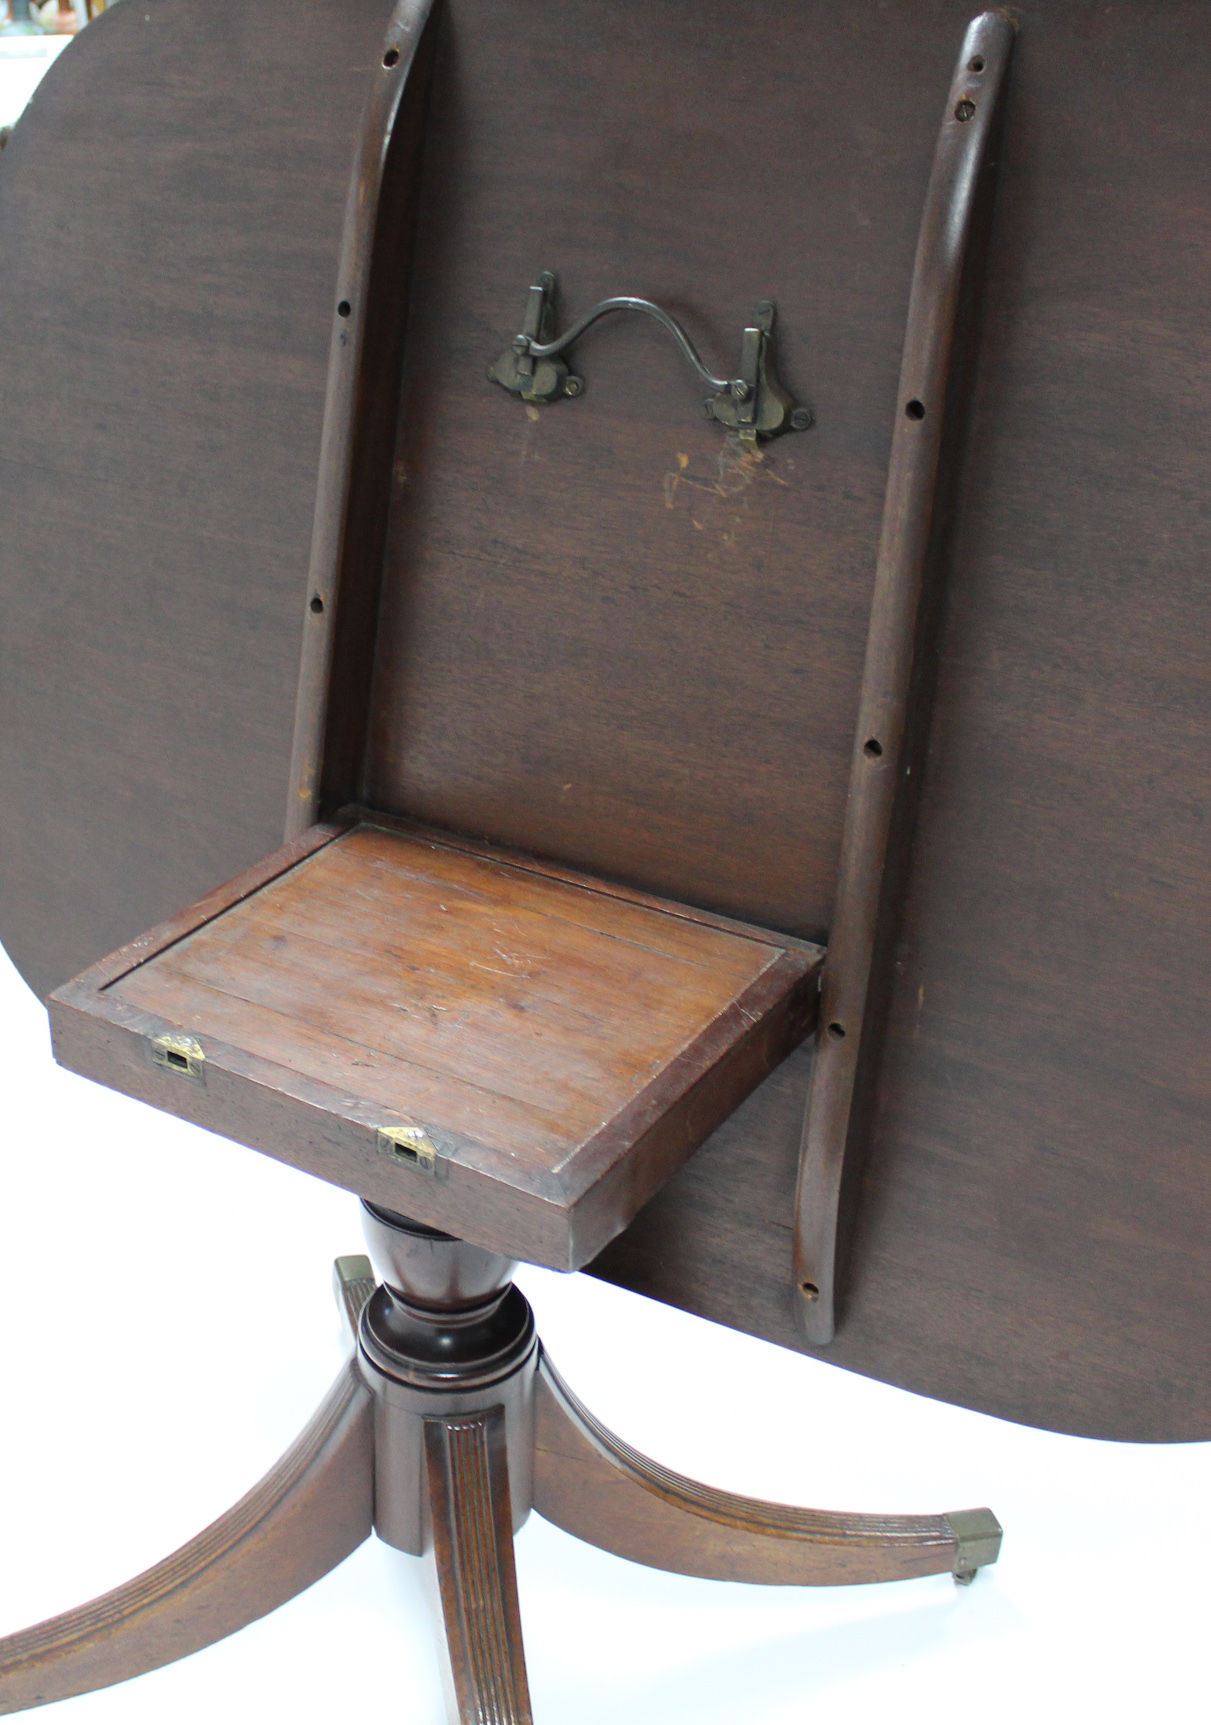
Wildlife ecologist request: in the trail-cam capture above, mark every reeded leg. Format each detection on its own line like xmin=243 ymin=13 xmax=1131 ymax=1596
xmin=425 ymin=1409 xmax=533 ymax=1725
xmin=0 ymin=1257 xmax=378 ymax=1716
xmin=0 ymin=1197 xmax=1003 ymax=1722
xmin=357 ymin=1205 xmax=540 ymax=1725
xmin=533 ymin=1350 xmax=1001 ymax=1587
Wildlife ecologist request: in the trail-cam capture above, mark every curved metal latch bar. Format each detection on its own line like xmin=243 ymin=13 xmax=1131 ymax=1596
xmin=488 ymin=272 xmax=813 ymax=447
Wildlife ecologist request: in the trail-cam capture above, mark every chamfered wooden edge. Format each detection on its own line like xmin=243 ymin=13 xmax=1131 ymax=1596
xmin=792 ymin=10 xmax=1017 ymax=1345
xmin=49 ymin=821 xmax=823 ymax=1272
xmin=0 ymin=1360 xmax=374 ymax=1714
xmin=532 ymin=1350 xmax=1002 ymax=1586
xmin=286 ymin=0 xmax=440 ymax=839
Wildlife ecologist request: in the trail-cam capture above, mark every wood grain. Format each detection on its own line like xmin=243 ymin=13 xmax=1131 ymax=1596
xmin=533 ymin=1351 xmax=999 ymax=1586
xmin=425 ymin=1410 xmax=533 ymax=1725
xmin=4 ymin=0 xmax=1211 ymax=1438
xmin=593 ymin=0 xmax=1211 ymax=1440
xmin=287 ymin=0 xmax=439 ymax=836
xmin=0 ymin=0 xmax=394 ymax=1001
xmin=360 ymin=0 xmax=886 ymax=931
xmin=0 ymin=1362 xmax=373 ymax=1714
xmin=50 ymin=823 xmax=820 ymax=1269
xmin=116 ymin=826 xmax=790 ymax=1148
xmin=793 ymin=12 xmax=1016 ymax=1344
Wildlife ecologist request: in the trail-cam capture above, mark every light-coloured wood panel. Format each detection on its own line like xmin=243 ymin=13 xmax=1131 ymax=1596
xmin=75 ymin=825 xmax=820 ymax=1255
xmin=114 ymin=827 xmax=783 ymax=1152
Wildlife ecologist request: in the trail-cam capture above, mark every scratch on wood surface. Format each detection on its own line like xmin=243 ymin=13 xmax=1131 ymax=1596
xmin=519 ymin=404 xmax=542 ymax=470
xmin=492 ymin=946 xmax=531 ymax=967
xmin=662 ymin=436 xmax=791 ymax=533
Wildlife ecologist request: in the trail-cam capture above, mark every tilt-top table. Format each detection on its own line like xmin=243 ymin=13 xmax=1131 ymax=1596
xmin=0 ymin=0 xmax=1208 ymax=1715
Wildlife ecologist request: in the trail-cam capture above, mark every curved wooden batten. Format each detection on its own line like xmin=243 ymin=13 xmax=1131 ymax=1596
xmin=793 ymin=11 xmax=1017 ymax=1346
xmin=287 ymin=0 xmax=440 ymax=839
xmin=532 ymin=1352 xmax=1000 ymax=1587
xmin=0 ymin=1359 xmax=374 ymax=1716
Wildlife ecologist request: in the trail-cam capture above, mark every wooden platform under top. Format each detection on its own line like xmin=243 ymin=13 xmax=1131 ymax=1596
xmin=48 ymin=820 xmax=821 ymax=1267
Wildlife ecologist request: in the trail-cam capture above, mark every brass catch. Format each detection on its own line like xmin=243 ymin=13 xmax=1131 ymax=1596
xmin=489 ymin=272 xmax=812 ymax=448
xmin=150 ymin=1032 xmax=206 ymax=1081
xmin=376 ymin=1122 xmax=439 ymax=1175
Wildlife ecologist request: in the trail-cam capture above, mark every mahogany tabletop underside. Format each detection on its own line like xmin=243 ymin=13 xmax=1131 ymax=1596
xmin=3 ymin=0 xmax=1210 ymax=1438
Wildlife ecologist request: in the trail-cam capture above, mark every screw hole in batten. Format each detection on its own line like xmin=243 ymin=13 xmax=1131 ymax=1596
xmin=337 ymin=300 xmax=351 ymax=319
xmin=827 ymin=1021 xmax=846 ymax=1041
xmin=905 ymin=398 xmax=925 ymax=420
xmin=799 ymin=1281 xmax=820 ymax=1301
xmin=310 ymin=595 xmax=324 ymax=615
xmin=968 ymin=55 xmax=985 ymax=72
xmin=864 ymin=737 xmax=883 ymax=758
xmin=383 ymin=46 xmax=400 ymax=67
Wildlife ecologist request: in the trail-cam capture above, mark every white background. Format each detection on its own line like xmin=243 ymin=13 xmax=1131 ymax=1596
xmin=2 ymin=15 xmax=1207 ymax=1723
xmin=0 ymin=939 xmax=1207 ymax=1722
xmin=0 ymin=36 xmax=71 ymax=132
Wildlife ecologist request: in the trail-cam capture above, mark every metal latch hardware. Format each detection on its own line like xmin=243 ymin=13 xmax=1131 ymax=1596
xmin=376 ymin=1122 xmax=440 ymax=1175
xmin=150 ymin=1032 xmax=206 ymax=1081
xmin=488 ymin=272 xmax=812 ymax=449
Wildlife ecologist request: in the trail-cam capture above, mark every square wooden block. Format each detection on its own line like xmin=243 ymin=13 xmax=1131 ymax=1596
xmin=50 ymin=821 xmax=821 ymax=1267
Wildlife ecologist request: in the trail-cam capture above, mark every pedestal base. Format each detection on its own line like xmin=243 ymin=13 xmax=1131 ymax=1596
xmin=0 ymin=1210 xmax=1000 ymax=1720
